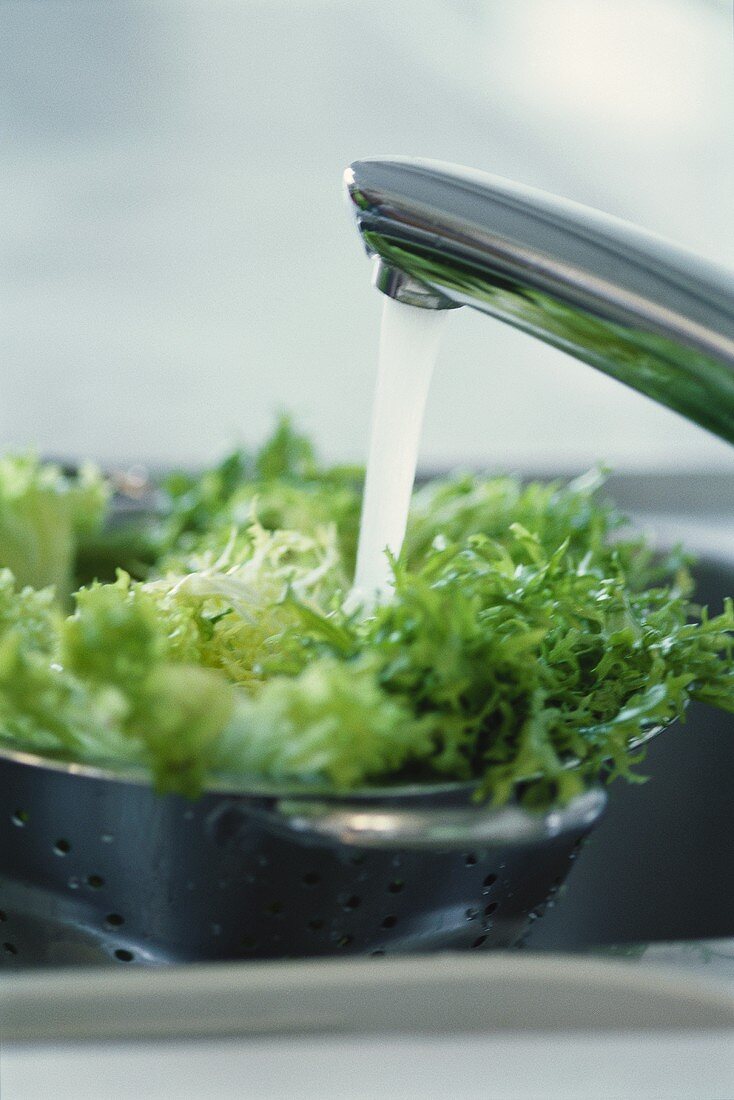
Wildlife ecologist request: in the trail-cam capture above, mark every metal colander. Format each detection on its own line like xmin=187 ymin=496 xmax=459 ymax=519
xmin=0 ymin=745 xmax=606 ymax=969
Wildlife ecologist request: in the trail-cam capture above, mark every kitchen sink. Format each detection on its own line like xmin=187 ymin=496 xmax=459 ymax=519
xmin=1 ymin=474 xmax=733 ymax=1057
xmin=528 ymin=493 xmax=734 ymax=951
xmin=1 ymin=474 xmax=733 ymax=970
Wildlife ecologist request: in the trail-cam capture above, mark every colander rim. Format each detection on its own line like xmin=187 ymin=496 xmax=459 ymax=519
xmin=0 ymin=722 xmax=664 ymax=804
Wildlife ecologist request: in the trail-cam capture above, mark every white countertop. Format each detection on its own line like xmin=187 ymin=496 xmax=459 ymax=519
xmin=1 ymin=950 xmax=733 ymax=1099
xmin=2 ymin=1031 xmax=733 ymax=1100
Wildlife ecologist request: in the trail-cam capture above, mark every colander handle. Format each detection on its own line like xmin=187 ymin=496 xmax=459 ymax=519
xmin=259 ymin=788 xmax=607 ymax=851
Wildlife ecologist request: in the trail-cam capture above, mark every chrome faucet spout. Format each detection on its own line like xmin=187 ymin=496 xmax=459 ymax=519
xmin=345 ymin=157 xmax=734 ymax=444
xmin=371 ymin=257 xmax=460 ymax=311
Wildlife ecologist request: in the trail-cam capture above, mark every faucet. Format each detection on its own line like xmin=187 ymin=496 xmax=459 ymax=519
xmin=344 ymin=157 xmax=734 ymax=444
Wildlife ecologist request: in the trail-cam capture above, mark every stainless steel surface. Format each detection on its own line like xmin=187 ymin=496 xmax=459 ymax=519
xmin=0 ymin=727 xmax=658 ymax=802
xmin=371 ymin=256 xmax=459 ymax=311
xmin=271 ymin=789 xmax=606 ymax=850
xmin=345 ymin=157 xmax=734 ymax=443
xmin=0 ymin=751 xmax=603 ymax=969
xmin=528 ymin=549 xmax=734 ymax=951
xmin=2 ymin=953 xmax=733 ymax=1045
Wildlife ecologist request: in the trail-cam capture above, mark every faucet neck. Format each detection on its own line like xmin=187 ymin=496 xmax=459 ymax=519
xmin=346 ymin=157 xmax=734 ymax=445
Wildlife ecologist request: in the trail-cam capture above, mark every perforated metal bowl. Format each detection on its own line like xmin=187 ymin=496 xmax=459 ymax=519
xmin=0 ymin=745 xmax=606 ymax=969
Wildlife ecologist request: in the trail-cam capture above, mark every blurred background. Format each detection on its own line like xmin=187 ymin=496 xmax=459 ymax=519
xmin=1 ymin=0 xmax=733 ymax=472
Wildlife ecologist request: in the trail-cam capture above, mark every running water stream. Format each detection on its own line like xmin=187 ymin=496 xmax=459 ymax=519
xmin=350 ymin=297 xmax=449 ymax=608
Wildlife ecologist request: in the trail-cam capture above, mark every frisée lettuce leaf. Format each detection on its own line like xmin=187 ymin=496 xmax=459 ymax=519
xmin=0 ymin=421 xmax=732 ymax=805
xmin=0 ymin=455 xmax=109 ymax=602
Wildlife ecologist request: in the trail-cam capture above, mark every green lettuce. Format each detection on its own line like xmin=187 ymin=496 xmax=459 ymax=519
xmin=211 ymin=656 xmax=434 ymax=789
xmin=0 ymin=421 xmax=731 ymax=804
xmin=0 ymin=455 xmax=109 ymax=602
